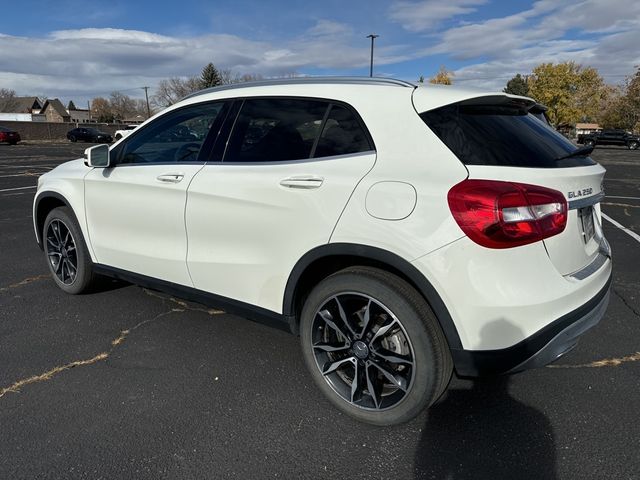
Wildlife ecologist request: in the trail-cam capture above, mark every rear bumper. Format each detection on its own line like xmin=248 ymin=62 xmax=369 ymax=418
xmin=451 ymin=272 xmax=612 ymax=377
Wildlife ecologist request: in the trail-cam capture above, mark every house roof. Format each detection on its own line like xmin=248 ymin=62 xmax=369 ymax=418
xmin=6 ymin=96 xmax=42 ymax=113
xmin=42 ymin=98 xmax=70 ymax=118
xmin=576 ymin=123 xmax=601 ymax=129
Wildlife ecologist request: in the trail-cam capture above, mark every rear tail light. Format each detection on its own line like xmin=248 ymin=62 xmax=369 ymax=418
xmin=448 ymin=179 xmax=567 ymax=249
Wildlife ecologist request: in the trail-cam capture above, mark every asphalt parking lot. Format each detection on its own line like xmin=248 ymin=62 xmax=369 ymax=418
xmin=1 ymin=142 xmax=639 ymax=479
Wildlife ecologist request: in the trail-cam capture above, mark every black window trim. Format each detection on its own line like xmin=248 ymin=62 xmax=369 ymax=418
xmin=212 ymin=95 xmax=375 ymax=165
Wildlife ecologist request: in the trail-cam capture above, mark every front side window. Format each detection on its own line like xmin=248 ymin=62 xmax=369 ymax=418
xmin=116 ymin=102 xmax=226 ymax=165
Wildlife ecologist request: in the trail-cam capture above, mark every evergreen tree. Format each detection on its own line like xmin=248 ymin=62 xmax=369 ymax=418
xmin=503 ymin=74 xmax=529 ymax=96
xmin=200 ymin=63 xmax=222 ymax=89
xmin=67 ymin=100 xmax=77 ymax=111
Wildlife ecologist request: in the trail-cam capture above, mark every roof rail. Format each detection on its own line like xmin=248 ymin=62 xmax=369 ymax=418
xmin=183 ymin=76 xmax=417 ymax=100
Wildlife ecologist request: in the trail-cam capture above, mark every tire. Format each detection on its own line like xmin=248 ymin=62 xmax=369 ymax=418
xmin=43 ymin=207 xmax=96 ymax=294
xmin=299 ymin=267 xmax=453 ymax=426
xmin=628 ymin=141 xmax=639 ymax=150
xmin=115 ymin=134 xmax=122 ymax=141
xmin=69 ymin=135 xmax=77 ymax=143
xmin=585 ymin=139 xmax=595 ymax=147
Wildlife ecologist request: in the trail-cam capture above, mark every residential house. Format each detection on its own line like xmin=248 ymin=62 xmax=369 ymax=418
xmin=67 ymin=101 xmax=92 ymax=123
xmin=0 ymin=96 xmax=46 ymax=121
xmin=575 ymin=123 xmax=602 ymax=136
xmin=40 ymin=99 xmax=71 ymax=123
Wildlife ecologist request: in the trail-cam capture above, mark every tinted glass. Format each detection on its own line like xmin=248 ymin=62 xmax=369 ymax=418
xmin=421 ymin=104 xmax=596 ymax=168
xmin=118 ymin=102 xmax=224 ymax=165
xmin=225 ymin=99 xmax=328 ymax=162
xmin=314 ymin=104 xmax=372 ymax=158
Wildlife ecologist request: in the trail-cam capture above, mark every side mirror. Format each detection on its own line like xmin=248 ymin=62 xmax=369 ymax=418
xmin=84 ymin=144 xmax=111 ymax=168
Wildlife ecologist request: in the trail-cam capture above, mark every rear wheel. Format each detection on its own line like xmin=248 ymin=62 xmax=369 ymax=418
xmin=43 ymin=207 xmax=96 ymax=294
xmin=68 ymin=135 xmax=77 ymax=143
xmin=299 ymin=267 xmax=452 ymax=426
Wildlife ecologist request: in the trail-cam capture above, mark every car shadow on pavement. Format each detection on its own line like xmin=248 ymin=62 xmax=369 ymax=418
xmin=414 ymin=319 xmax=558 ymax=479
xmin=414 ymin=375 xmax=557 ymax=479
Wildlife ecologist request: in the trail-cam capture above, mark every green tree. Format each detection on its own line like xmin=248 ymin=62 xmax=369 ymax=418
xmin=503 ymin=74 xmax=529 ymax=96
xmin=200 ymin=63 xmax=222 ymax=89
xmin=67 ymin=100 xmax=77 ymax=111
xmin=528 ymin=62 xmax=607 ymax=125
xmin=429 ymin=66 xmax=454 ymax=85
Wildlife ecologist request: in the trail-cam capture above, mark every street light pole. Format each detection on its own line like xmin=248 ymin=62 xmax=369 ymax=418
xmin=142 ymin=86 xmax=151 ymax=119
xmin=366 ymin=34 xmax=379 ymax=77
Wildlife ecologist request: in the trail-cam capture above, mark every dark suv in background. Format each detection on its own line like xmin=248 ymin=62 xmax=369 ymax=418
xmin=577 ymin=129 xmax=639 ymax=150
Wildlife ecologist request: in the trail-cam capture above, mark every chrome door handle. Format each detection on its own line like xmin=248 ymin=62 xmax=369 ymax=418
xmin=156 ymin=173 xmax=184 ymax=184
xmin=279 ymin=176 xmax=324 ymax=189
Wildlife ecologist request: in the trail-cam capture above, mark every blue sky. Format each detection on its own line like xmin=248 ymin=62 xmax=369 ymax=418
xmin=0 ymin=0 xmax=638 ymax=105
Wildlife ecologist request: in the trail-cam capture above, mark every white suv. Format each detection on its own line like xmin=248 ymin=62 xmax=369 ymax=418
xmin=33 ymin=77 xmax=611 ymax=425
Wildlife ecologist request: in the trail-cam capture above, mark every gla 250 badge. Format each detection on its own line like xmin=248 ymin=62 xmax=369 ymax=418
xmin=568 ymin=187 xmax=594 ymax=199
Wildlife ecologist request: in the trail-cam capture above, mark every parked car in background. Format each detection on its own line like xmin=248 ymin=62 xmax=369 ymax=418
xmin=35 ymin=77 xmax=611 ymax=425
xmin=577 ymin=129 xmax=639 ymax=150
xmin=66 ymin=127 xmax=112 ymax=143
xmin=0 ymin=125 xmax=21 ymax=145
xmin=114 ymin=125 xmax=138 ymax=141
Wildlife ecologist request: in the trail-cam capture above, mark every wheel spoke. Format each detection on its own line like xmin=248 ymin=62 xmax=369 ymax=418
xmin=371 ymin=359 xmax=408 ymax=392
xmin=370 ymin=318 xmax=399 ymax=345
xmin=365 ymin=364 xmax=381 ymax=409
xmin=359 ymin=299 xmax=372 ymax=337
xmin=350 ymin=361 xmax=363 ymax=403
xmin=373 ymin=349 xmax=414 ymax=366
xmin=313 ymin=341 xmax=350 ymax=353
xmin=334 ymin=296 xmax=358 ymax=339
xmin=322 ymin=356 xmax=355 ymax=376
xmin=52 ymin=221 xmax=63 ymax=244
xmin=46 ymin=236 xmax=60 ymax=249
xmin=318 ymin=309 xmax=349 ymax=342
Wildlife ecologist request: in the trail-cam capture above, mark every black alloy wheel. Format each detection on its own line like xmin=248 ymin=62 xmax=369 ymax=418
xmin=69 ymin=135 xmax=77 ymax=142
xmin=300 ymin=267 xmax=452 ymax=425
xmin=43 ymin=207 xmax=96 ymax=294
xmin=310 ymin=293 xmax=416 ymax=411
xmin=45 ymin=219 xmax=78 ymax=285
xmin=628 ymin=141 xmax=639 ymax=150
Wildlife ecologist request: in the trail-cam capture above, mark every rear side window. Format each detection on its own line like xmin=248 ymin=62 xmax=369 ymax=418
xmin=315 ymin=104 xmax=372 ymax=158
xmin=225 ymin=98 xmax=328 ymax=162
xmin=224 ymin=98 xmax=373 ymax=163
xmin=421 ymin=104 xmax=596 ymax=168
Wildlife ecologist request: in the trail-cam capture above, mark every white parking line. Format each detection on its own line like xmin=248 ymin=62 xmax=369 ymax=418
xmin=602 ymin=213 xmax=640 ymax=244
xmin=0 ymin=186 xmax=36 ymax=192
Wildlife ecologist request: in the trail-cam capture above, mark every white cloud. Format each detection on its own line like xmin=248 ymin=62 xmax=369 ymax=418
xmin=0 ymin=22 xmax=412 ymax=103
xmin=389 ymin=0 xmax=488 ymax=32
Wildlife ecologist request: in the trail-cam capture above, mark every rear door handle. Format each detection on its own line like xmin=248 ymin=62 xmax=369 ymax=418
xmin=279 ymin=175 xmax=324 ymax=189
xmin=156 ymin=173 xmax=185 ymax=184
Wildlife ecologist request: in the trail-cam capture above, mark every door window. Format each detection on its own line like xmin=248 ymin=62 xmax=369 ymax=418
xmin=224 ymin=98 xmax=329 ymax=162
xmin=115 ymin=102 xmax=226 ymax=165
xmin=313 ymin=104 xmax=373 ymax=158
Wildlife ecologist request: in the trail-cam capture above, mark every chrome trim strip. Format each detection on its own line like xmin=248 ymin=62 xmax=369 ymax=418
xmin=568 ymin=192 xmax=605 ymax=210
xmin=183 ymin=77 xmax=417 ymax=100
xmin=567 ymin=252 xmax=609 ymax=281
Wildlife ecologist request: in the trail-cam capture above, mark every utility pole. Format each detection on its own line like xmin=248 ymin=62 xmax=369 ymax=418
xmin=366 ymin=34 xmax=379 ymax=77
xmin=142 ymin=86 xmax=151 ymax=118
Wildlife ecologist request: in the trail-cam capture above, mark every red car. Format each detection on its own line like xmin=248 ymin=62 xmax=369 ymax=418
xmin=0 ymin=126 xmax=21 ymax=145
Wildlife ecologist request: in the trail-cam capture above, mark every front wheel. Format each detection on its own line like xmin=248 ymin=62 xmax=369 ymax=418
xmin=585 ymin=139 xmax=595 ymax=147
xmin=43 ymin=207 xmax=96 ymax=294
xmin=628 ymin=141 xmax=639 ymax=150
xmin=299 ymin=267 xmax=452 ymax=426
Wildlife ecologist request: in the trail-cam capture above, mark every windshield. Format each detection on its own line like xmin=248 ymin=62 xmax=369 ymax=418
xmin=420 ymin=104 xmax=596 ymax=168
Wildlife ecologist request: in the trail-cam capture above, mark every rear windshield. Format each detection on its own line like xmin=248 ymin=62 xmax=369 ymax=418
xmin=420 ymin=104 xmax=596 ymax=168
